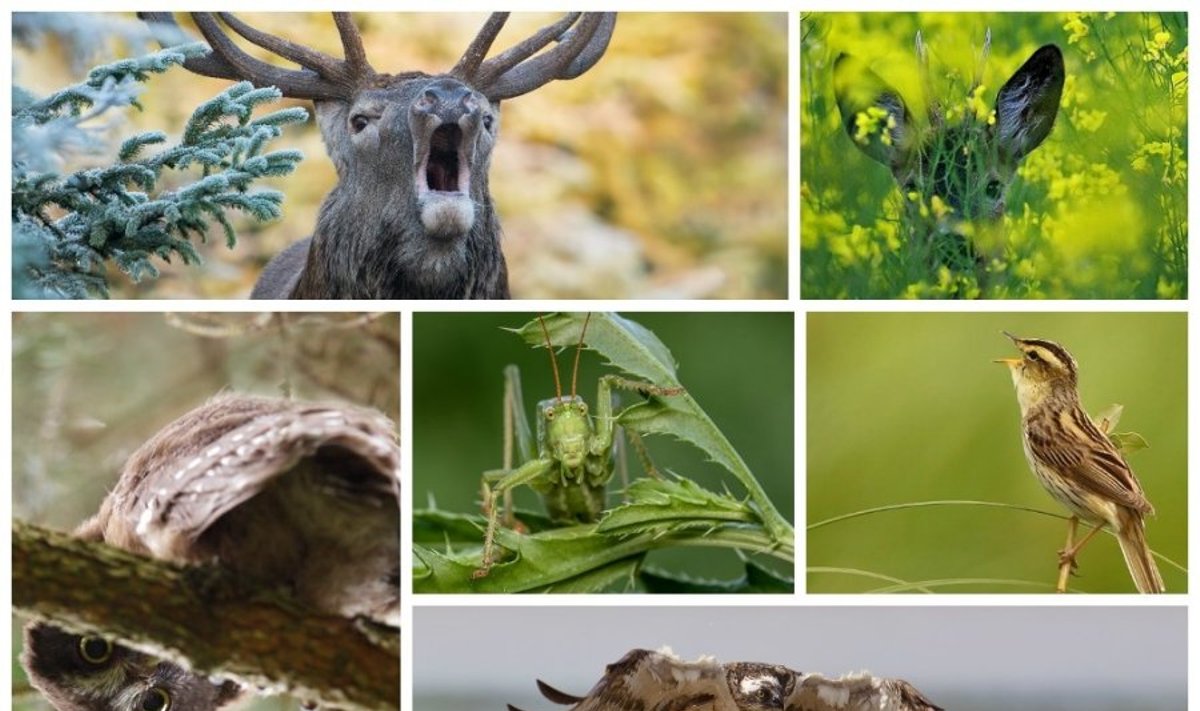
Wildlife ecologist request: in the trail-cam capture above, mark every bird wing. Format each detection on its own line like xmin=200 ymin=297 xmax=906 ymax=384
xmin=1028 ymin=406 xmax=1152 ymax=514
xmin=788 ymin=672 xmax=943 ymax=711
xmin=889 ymin=679 xmax=944 ymax=711
xmin=521 ymin=648 xmax=735 ymax=711
xmin=89 ymin=394 xmax=400 ymax=560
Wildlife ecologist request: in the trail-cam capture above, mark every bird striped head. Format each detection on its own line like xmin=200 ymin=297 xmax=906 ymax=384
xmin=996 ymin=332 xmax=1078 ymax=382
xmin=996 ymin=332 xmax=1080 ymax=413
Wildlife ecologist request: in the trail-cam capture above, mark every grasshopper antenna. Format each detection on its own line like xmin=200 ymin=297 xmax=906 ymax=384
xmin=538 ymin=315 xmax=563 ymax=402
xmin=571 ymin=312 xmax=591 ymax=399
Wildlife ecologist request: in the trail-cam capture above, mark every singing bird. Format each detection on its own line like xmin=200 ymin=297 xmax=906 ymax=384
xmin=21 ymin=395 xmax=400 ymax=711
xmin=507 ymin=648 xmax=943 ymax=711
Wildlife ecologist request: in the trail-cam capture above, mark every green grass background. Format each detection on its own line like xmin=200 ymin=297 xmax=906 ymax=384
xmin=413 ymin=312 xmax=794 ymax=583
xmin=807 ymin=312 xmax=1187 ymax=593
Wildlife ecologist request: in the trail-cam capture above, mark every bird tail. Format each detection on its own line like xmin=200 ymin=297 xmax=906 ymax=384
xmin=1117 ymin=510 xmax=1165 ymax=594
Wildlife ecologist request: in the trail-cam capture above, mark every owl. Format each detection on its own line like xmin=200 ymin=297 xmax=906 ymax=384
xmin=21 ymin=395 xmax=401 ymax=711
xmin=508 ymin=648 xmax=944 ymax=711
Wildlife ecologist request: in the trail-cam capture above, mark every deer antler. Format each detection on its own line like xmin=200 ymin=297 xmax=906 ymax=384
xmin=138 ymin=12 xmax=372 ymax=100
xmin=451 ymin=12 xmax=617 ymax=101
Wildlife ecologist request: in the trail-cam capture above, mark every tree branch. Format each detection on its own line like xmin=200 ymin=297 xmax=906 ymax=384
xmin=13 ymin=520 xmax=399 ymax=710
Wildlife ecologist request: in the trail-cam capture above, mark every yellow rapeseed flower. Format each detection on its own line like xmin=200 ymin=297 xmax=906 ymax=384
xmin=1063 ymin=14 xmax=1090 ymax=45
xmin=930 ymin=195 xmax=953 ymax=219
xmin=1074 ymin=109 xmax=1107 ymax=132
xmin=966 ymin=84 xmax=990 ymax=122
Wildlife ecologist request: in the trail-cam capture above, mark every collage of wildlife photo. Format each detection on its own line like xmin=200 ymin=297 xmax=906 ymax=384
xmin=3 ymin=6 xmax=1192 ymax=711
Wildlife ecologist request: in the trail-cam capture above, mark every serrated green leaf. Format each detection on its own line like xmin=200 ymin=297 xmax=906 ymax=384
xmin=412 ymin=522 xmax=650 ymax=594
xmin=412 ymin=509 xmax=792 ymax=594
xmin=639 ymin=558 xmax=794 ymax=594
xmin=597 ymin=477 xmax=755 ymax=536
xmin=531 ymin=558 xmax=642 ymax=593
xmin=512 ymin=312 xmax=678 ymax=385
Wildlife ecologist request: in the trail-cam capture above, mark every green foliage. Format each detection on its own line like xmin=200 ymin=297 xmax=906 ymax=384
xmin=801 ymin=12 xmax=1188 ymax=299
xmin=12 ymin=43 xmax=307 ymax=298
xmin=413 ymin=313 xmax=794 ymax=593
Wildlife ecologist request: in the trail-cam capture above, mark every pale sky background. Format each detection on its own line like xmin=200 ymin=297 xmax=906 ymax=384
xmin=414 ymin=605 xmax=1185 ymax=700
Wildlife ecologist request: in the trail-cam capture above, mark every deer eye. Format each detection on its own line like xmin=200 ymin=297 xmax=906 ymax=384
xmin=985 ymin=179 xmax=1004 ymax=199
xmin=140 ymin=687 xmax=171 ymax=711
xmin=78 ymin=636 xmax=112 ymax=664
xmin=349 ymin=114 xmax=372 ymax=133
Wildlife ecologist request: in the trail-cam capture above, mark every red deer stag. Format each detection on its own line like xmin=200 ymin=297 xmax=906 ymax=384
xmin=141 ymin=12 xmax=616 ymax=299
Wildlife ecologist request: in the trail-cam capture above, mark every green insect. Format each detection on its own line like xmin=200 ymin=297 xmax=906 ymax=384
xmin=474 ymin=314 xmax=682 ymax=578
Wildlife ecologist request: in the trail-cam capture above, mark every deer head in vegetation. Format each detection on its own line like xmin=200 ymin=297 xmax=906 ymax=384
xmin=141 ymin=13 xmax=616 ymax=299
xmin=834 ymin=34 xmax=1064 ymax=268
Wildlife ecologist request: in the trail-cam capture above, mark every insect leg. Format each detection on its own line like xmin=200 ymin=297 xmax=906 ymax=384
xmin=475 ymin=458 xmax=554 ymax=579
xmin=624 ymin=428 xmax=661 ymax=479
xmin=592 ymin=374 xmax=684 ymax=455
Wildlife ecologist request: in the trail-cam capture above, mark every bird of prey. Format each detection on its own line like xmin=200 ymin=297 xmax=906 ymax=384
xmin=507 ymin=648 xmax=944 ymax=711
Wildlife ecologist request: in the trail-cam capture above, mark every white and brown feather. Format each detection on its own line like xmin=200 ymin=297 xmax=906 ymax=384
xmin=510 ymin=649 xmax=942 ymax=711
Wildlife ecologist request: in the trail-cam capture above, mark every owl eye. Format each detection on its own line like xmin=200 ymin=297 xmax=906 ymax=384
xmin=77 ymin=636 xmax=112 ymax=664
xmin=140 ymin=687 xmax=171 ymax=711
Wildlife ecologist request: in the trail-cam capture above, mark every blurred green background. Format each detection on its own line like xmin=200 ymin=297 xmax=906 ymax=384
xmin=807 ymin=312 xmax=1187 ymax=593
xmin=801 ymin=12 xmax=1188 ymax=298
xmin=413 ymin=312 xmax=794 ymax=584
xmin=11 ymin=312 xmax=399 ymax=710
xmin=14 ymin=12 xmax=787 ymax=299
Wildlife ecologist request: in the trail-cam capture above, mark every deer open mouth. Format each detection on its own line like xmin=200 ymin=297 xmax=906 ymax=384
xmin=417 ymin=124 xmax=470 ymax=196
xmin=414 ymin=121 xmax=476 ymax=240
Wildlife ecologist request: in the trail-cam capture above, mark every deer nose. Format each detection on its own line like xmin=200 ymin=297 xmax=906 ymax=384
xmin=414 ymin=80 xmax=479 ymax=124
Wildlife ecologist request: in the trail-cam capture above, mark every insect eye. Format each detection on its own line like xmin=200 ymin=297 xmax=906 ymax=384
xmin=140 ymin=687 xmax=171 ymax=711
xmin=349 ymin=114 xmax=372 ymax=133
xmin=545 ymin=408 xmax=555 ymax=420
xmin=78 ymin=636 xmax=112 ymax=664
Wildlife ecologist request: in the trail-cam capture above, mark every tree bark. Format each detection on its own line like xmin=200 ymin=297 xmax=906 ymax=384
xmin=12 ymin=520 xmax=399 ymax=710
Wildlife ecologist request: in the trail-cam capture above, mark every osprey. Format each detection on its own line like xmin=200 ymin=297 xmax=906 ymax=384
xmin=507 ymin=648 xmax=944 ymax=711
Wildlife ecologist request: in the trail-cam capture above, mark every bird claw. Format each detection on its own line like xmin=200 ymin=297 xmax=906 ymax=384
xmin=1057 ymin=548 xmax=1080 ymax=575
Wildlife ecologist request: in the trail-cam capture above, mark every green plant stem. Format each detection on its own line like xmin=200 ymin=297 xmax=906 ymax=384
xmin=806 ymin=566 xmax=934 ymax=593
xmin=665 ymin=525 xmax=795 ymax=563
xmin=867 ymin=578 xmax=1079 ymax=594
xmin=810 ymin=498 xmax=1186 ymax=575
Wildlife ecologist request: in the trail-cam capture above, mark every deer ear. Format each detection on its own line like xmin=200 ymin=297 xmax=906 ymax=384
xmin=833 ymin=53 xmax=913 ymax=168
xmin=992 ymin=44 xmax=1064 ymax=161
